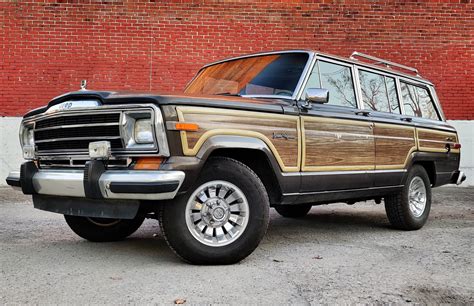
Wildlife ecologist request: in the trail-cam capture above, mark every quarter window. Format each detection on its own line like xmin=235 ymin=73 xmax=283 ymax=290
xmin=304 ymin=61 xmax=357 ymax=108
xmin=400 ymin=82 xmax=439 ymax=120
xmin=358 ymin=70 xmax=400 ymax=114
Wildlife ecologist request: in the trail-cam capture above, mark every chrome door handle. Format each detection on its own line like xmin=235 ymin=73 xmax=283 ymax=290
xmin=355 ymin=110 xmax=371 ymax=116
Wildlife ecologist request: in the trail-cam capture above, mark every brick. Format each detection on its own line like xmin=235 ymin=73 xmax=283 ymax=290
xmin=0 ymin=0 xmax=472 ymax=119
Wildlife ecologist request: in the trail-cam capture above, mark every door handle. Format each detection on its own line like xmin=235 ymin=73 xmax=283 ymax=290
xmin=401 ymin=117 xmax=413 ymax=122
xmin=355 ymin=110 xmax=371 ymax=116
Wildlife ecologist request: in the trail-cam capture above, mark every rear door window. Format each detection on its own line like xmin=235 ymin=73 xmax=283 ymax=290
xmin=358 ymin=70 xmax=400 ymax=114
xmin=400 ymin=82 xmax=439 ymax=120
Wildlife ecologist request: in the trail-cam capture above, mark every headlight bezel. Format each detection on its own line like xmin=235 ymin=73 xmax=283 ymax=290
xmin=121 ymin=110 xmax=157 ymax=150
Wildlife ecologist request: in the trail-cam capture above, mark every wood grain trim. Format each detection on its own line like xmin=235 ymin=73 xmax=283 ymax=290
xmin=374 ymin=123 xmax=417 ymax=170
xmin=176 ymin=106 xmax=301 ymax=172
xmin=416 ymin=128 xmax=460 ymax=154
xmin=301 ymin=116 xmax=374 ymax=172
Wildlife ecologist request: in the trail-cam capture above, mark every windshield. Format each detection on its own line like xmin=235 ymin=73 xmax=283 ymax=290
xmin=185 ymin=53 xmax=310 ymax=98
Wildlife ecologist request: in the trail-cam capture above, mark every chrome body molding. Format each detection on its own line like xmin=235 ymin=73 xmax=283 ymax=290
xmin=282 ymin=185 xmax=404 ymax=197
xmin=7 ymin=169 xmax=185 ymax=200
xmin=282 ymin=169 xmax=407 ymax=177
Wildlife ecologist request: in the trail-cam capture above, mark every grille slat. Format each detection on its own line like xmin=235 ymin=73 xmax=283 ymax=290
xmin=36 ymin=139 xmax=123 ymax=151
xmin=34 ymin=112 xmax=123 ymax=153
xmin=35 ymin=113 xmax=120 ymax=129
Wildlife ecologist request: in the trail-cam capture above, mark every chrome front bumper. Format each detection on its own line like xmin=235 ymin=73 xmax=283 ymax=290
xmin=6 ymin=167 xmax=185 ymax=201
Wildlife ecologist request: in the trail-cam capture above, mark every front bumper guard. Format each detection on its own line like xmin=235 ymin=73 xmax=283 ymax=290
xmin=6 ymin=162 xmax=185 ymax=201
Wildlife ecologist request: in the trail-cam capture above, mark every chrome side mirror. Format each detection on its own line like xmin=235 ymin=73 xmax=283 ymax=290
xmin=306 ymin=88 xmax=329 ymax=104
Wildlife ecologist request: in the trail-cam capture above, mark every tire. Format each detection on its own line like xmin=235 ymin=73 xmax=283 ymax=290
xmin=64 ymin=214 xmax=145 ymax=242
xmin=384 ymin=165 xmax=432 ymax=230
xmin=160 ymin=157 xmax=270 ymax=265
xmin=274 ymin=204 xmax=312 ymax=218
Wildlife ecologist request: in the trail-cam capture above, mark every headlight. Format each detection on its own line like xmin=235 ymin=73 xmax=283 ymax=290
xmin=21 ymin=127 xmax=35 ymax=147
xmin=20 ymin=125 xmax=35 ymax=159
xmin=134 ymin=119 xmax=154 ymax=144
xmin=20 ymin=126 xmax=35 ymax=147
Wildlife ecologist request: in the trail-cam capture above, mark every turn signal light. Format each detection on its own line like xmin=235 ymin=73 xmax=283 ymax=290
xmin=175 ymin=122 xmax=199 ymax=132
xmin=133 ymin=157 xmax=164 ymax=170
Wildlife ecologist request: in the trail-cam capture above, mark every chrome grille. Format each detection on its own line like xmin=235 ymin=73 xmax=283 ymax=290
xmin=34 ymin=112 xmax=123 ymax=153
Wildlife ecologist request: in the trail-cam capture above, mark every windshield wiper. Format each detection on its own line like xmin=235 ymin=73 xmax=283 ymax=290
xmin=214 ymin=92 xmax=241 ymax=97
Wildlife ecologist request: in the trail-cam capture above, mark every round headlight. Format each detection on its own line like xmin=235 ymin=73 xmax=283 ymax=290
xmin=134 ymin=119 xmax=153 ymax=144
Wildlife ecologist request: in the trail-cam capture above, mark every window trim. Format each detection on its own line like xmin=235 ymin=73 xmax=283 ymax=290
xmin=398 ymin=79 xmax=442 ymax=121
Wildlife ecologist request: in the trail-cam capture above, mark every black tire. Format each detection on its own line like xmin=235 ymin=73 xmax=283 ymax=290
xmin=274 ymin=204 xmax=312 ymax=218
xmin=64 ymin=214 xmax=145 ymax=242
xmin=160 ymin=157 xmax=270 ymax=265
xmin=384 ymin=165 xmax=432 ymax=230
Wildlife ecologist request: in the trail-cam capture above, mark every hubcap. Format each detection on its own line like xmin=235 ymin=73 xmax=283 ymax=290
xmin=185 ymin=180 xmax=249 ymax=247
xmin=408 ymin=176 xmax=427 ymax=218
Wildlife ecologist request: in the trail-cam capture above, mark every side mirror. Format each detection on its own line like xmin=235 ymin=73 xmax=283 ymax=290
xmin=306 ymin=88 xmax=329 ymax=104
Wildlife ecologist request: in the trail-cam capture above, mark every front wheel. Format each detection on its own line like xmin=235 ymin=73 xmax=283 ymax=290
xmin=384 ymin=165 xmax=432 ymax=230
xmin=160 ymin=157 xmax=270 ymax=265
xmin=64 ymin=215 xmax=145 ymax=242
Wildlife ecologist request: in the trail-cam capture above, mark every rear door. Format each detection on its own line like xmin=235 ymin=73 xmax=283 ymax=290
xmin=355 ymin=67 xmax=417 ymax=187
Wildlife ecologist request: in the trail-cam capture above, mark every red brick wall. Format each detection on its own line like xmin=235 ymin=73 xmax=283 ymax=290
xmin=1 ymin=0 xmax=473 ymax=119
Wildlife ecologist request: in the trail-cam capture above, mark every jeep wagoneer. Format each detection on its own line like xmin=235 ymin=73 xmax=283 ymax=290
xmin=6 ymin=50 xmax=466 ymax=264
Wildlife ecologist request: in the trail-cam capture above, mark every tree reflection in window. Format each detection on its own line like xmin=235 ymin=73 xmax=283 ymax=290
xmin=318 ymin=61 xmax=357 ymax=108
xmin=401 ymin=82 xmax=439 ymax=120
xmin=359 ymin=70 xmax=400 ymax=113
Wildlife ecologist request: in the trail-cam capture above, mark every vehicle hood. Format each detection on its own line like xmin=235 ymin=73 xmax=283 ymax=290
xmin=24 ymin=90 xmax=295 ymax=118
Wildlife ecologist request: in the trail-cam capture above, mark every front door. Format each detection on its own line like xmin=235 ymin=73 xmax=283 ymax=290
xmin=299 ymin=59 xmax=375 ymax=192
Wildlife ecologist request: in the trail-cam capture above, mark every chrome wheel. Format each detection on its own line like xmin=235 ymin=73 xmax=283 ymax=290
xmin=408 ymin=176 xmax=427 ymax=217
xmin=185 ymin=180 xmax=249 ymax=247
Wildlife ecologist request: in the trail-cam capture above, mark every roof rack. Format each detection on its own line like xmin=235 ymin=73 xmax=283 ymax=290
xmin=350 ymin=51 xmax=420 ymax=77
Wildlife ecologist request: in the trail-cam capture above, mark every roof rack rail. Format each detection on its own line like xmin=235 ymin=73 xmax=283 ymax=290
xmin=350 ymin=51 xmax=420 ymax=76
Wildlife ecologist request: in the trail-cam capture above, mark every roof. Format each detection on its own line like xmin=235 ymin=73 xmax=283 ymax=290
xmin=200 ymin=49 xmax=433 ymax=86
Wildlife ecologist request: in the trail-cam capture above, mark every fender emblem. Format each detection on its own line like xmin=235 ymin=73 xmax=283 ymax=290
xmin=272 ymin=132 xmax=295 ymax=140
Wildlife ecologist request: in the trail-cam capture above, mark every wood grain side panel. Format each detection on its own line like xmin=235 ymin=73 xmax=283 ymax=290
xmin=417 ymin=128 xmax=459 ymax=153
xmin=302 ymin=117 xmax=374 ymax=171
xmin=177 ymin=107 xmax=300 ymax=172
xmin=374 ymin=124 xmax=416 ymax=170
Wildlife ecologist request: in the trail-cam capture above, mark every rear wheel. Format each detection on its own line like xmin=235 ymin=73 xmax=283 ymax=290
xmin=160 ymin=157 xmax=270 ymax=265
xmin=64 ymin=215 xmax=145 ymax=242
xmin=384 ymin=165 xmax=431 ymax=230
xmin=274 ymin=204 xmax=312 ymax=218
